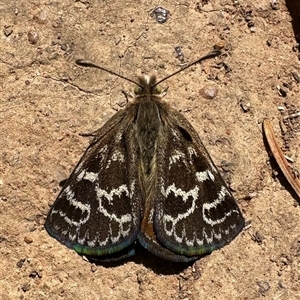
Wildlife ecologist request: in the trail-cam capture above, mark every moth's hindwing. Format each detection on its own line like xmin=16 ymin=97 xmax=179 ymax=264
xmin=154 ymin=109 xmax=245 ymax=256
xmin=45 ymin=109 xmax=142 ymax=256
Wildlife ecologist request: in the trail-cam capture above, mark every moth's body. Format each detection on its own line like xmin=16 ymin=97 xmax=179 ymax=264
xmin=133 ymin=78 xmax=162 ymax=203
xmin=45 ymin=54 xmax=245 ymax=262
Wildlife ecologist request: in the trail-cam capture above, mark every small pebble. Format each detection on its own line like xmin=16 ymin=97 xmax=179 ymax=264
xmin=27 ymin=30 xmax=39 ymax=44
xmin=292 ymin=71 xmax=300 ymax=83
xmin=3 ymin=25 xmax=13 ymax=37
xmin=33 ymin=10 xmax=47 ymax=24
xmin=91 ymin=264 xmax=97 ymax=272
xmin=277 ymin=85 xmax=287 ymax=97
xmin=150 ymin=7 xmax=170 ymax=24
xmin=199 ymin=85 xmax=218 ymax=99
xmin=240 ymin=101 xmax=251 ymax=112
xmin=257 ymin=281 xmax=270 ymax=294
xmin=17 ymin=258 xmax=26 ymax=268
xmin=21 ymin=283 xmax=31 ymax=292
xmin=24 ymin=236 xmax=33 ymax=244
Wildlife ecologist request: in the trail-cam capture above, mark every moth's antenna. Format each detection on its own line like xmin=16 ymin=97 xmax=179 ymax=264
xmin=76 ymin=46 xmax=221 ymax=88
xmin=75 ymin=59 xmax=142 ymax=87
xmin=154 ymin=46 xmax=222 ymax=87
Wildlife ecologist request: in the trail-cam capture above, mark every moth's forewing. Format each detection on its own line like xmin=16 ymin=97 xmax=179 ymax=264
xmin=45 ymin=109 xmax=142 ymax=256
xmin=154 ymin=108 xmax=245 ymax=256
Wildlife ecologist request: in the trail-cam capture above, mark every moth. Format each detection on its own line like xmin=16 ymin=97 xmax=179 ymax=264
xmin=45 ymin=47 xmax=245 ymax=262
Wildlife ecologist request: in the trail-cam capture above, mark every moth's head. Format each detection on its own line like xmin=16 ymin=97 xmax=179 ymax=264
xmin=134 ymin=75 xmax=164 ymax=96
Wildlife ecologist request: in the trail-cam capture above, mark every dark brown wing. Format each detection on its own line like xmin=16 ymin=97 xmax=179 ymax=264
xmin=45 ymin=109 xmax=142 ymax=256
xmin=153 ymin=109 xmax=245 ymax=256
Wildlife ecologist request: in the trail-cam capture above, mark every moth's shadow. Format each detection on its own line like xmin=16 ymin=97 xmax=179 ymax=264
xmin=85 ymin=244 xmax=207 ymax=275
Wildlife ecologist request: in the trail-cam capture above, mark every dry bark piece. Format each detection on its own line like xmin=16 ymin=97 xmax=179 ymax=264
xmin=263 ymin=118 xmax=300 ymax=199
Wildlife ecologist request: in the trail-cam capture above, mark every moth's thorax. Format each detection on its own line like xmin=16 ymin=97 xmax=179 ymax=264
xmin=135 ymin=95 xmax=161 ymax=174
xmin=133 ymin=74 xmax=165 ymax=149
